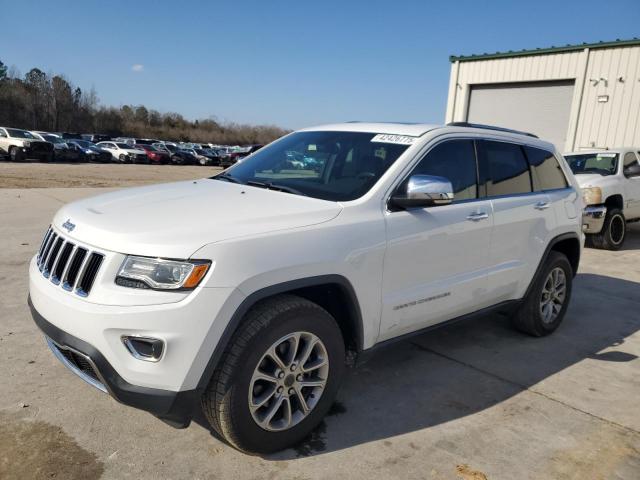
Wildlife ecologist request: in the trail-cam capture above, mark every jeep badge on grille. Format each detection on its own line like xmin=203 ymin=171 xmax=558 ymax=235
xmin=62 ymin=219 xmax=76 ymax=233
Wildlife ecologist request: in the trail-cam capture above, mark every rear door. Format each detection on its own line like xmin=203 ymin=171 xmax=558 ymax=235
xmin=477 ymin=140 xmax=557 ymax=303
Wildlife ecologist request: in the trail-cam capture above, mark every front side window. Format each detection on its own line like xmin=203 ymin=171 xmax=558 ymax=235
xmin=219 ymin=131 xmax=410 ymax=201
xmin=565 ymin=152 xmax=618 ymax=176
xmin=479 ymin=141 xmax=532 ymax=196
xmin=7 ymin=128 xmax=36 ymax=139
xmin=624 ymin=152 xmax=639 ymax=168
xmin=408 ymin=140 xmax=478 ymax=201
xmin=525 ymin=146 xmax=568 ymax=191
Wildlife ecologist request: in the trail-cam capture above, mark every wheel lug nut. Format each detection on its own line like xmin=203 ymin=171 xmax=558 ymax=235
xmin=288 ymin=388 xmax=295 ymax=396
xmin=290 ymin=363 xmax=297 ymax=371
xmin=296 ymin=374 xmax=303 ymax=381
xmin=277 ymin=371 xmax=285 ymax=379
xmin=277 ymin=386 xmax=284 ymax=394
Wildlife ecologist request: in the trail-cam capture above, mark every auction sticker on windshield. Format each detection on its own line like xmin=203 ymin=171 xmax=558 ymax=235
xmin=371 ymin=134 xmax=416 ymax=145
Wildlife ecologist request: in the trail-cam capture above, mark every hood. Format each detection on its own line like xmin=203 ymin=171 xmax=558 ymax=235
xmin=574 ymin=173 xmax=607 ymax=188
xmin=573 ymin=173 xmax=613 ymax=188
xmin=52 ymin=179 xmax=342 ymax=258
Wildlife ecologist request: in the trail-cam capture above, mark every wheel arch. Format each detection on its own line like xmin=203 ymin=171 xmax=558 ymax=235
xmin=605 ymin=194 xmax=624 ymax=212
xmin=524 ymin=232 xmax=581 ymax=300
xmin=195 ymin=275 xmax=363 ymax=391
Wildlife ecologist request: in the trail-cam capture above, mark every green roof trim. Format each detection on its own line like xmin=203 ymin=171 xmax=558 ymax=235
xmin=450 ymin=38 xmax=640 ymax=63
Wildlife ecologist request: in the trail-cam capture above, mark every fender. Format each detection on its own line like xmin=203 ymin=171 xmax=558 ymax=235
xmin=194 ymin=274 xmax=363 ymax=391
xmin=523 ymin=231 xmax=581 ymax=299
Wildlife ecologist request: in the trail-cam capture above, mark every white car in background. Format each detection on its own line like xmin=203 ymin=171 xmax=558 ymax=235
xmin=565 ymin=148 xmax=640 ymax=250
xmin=96 ymin=141 xmax=148 ymax=163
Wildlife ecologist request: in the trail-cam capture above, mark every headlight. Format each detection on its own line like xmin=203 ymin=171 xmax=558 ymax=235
xmin=581 ymin=187 xmax=602 ymax=205
xmin=116 ymin=256 xmax=211 ymax=290
xmin=23 ymin=141 xmax=31 ymax=148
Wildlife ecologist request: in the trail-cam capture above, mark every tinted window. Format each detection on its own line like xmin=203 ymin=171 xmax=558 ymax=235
xmin=479 ymin=141 xmax=532 ymax=196
xmin=410 ymin=140 xmax=477 ymax=201
xmin=525 ymin=146 xmax=568 ymax=191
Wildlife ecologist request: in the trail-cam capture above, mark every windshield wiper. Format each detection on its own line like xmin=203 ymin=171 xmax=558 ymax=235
xmin=246 ymin=180 xmax=306 ymax=196
xmin=212 ymin=173 xmax=243 ymax=184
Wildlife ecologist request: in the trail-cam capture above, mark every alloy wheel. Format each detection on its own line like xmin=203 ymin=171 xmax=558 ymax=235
xmin=248 ymin=331 xmax=329 ymax=432
xmin=539 ymin=267 xmax=567 ymax=324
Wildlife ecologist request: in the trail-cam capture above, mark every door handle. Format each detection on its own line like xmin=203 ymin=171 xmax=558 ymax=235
xmin=466 ymin=211 xmax=489 ymax=221
xmin=534 ymin=201 xmax=551 ymax=210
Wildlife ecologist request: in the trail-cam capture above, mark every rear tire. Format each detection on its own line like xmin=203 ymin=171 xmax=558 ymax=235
xmin=586 ymin=208 xmax=626 ymax=250
xmin=201 ymin=294 xmax=345 ymax=454
xmin=511 ymin=251 xmax=573 ymax=337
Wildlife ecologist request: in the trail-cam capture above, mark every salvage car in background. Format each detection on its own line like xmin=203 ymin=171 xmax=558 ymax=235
xmin=66 ymin=140 xmax=113 ymax=163
xmin=136 ymin=144 xmax=171 ymax=164
xmin=96 ymin=141 xmax=148 ymax=163
xmin=565 ymin=148 xmax=640 ymax=250
xmin=0 ymin=127 xmax=54 ymax=162
xmin=33 ymin=133 xmax=81 ymax=162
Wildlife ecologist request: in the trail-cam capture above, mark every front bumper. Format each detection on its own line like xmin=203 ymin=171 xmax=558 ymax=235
xmin=30 ymin=296 xmax=198 ymax=427
xmin=582 ymin=205 xmax=607 ymax=233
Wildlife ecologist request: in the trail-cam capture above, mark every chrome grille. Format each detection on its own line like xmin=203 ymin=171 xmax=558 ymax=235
xmin=36 ymin=226 xmax=104 ymax=297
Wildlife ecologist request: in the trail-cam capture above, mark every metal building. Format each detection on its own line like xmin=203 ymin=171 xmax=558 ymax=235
xmin=445 ymin=38 xmax=640 ymax=152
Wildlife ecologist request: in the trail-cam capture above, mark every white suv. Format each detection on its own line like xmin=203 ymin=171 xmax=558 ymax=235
xmin=29 ymin=122 xmax=582 ymax=453
xmin=95 ymin=141 xmax=147 ymax=163
xmin=564 ymin=149 xmax=640 ymax=250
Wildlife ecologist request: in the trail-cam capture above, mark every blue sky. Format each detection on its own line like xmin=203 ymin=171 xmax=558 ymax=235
xmin=2 ymin=0 xmax=639 ymax=129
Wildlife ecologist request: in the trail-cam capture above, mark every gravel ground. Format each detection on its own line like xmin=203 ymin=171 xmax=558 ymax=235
xmin=0 ymin=161 xmax=223 ymax=188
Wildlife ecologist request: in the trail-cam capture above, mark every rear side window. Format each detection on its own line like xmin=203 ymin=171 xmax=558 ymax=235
xmin=479 ymin=141 xmax=532 ymax=196
xmin=410 ymin=140 xmax=478 ymax=201
xmin=525 ymin=146 xmax=568 ymax=191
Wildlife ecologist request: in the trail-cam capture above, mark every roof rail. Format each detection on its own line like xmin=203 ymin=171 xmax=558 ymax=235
xmin=446 ymin=122 xmax=539 ymax=138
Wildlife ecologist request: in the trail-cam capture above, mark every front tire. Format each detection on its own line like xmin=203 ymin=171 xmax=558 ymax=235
xmin=9 ymin=147 xmax=23 ymax=162
xmin=201 ymin=294 xmax=345 ymax=454
xmin=511 ymin=251 xmax=573 ymax=337
xmin=586 ymin=208 xmax=626 ymax=250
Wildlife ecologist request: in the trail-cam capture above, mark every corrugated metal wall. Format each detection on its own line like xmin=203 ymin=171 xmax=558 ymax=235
xmin=446 ymin=45 xmax=640 ymax=151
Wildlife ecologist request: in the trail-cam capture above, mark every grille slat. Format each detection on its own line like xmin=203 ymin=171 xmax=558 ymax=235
xmin=52 ymin=242 xmax=74 ymax=284
xmin=36 ymin=227 xmax=104 ymax=298
xmin=77 ymin=253 xmax=104 ymax=296
xmin=39 ymin=232 xmax=57 ymax=270
xmin=44 ymin=237 xmax=63 ymax=277
xmin=37 ymin=227 xmax=53 ymax=261
xmin=64 ymin=247 xmax=87 ymax=290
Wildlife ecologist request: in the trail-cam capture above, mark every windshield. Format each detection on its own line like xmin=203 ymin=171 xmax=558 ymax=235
xmin=7 ymin=128 xmax=37 ymax=139
xmin=73 ymin=140 xmax=94 ymax=148
xmin=216 ymin=131 xmax=411 ymax=201
xmin=42 ymin=135 xmax=65 ymax=144
xmin=566 ymin=153 xmax=619 ymax=176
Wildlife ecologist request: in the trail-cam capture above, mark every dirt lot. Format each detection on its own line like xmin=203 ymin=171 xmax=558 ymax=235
xmin=0 ymin=164 xmax=639 ymax=479
xmin=0 ymin=161 xmax=222 ymax=188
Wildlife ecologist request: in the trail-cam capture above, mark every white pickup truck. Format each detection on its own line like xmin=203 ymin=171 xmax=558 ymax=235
xmin=565 ymin=149 xmax=640 ymax=250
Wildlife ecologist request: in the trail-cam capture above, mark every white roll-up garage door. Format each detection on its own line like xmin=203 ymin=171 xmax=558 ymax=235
xmin=467 ymin=81 xmax=575 ymax=150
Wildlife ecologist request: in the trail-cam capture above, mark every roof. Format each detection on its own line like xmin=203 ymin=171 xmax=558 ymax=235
xmin=450 ymin=38 xmax=640 ymax=63
xmin=299 ymin=122 xmax=440 ymax=136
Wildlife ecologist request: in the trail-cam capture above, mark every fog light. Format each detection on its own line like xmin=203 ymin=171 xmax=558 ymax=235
xmin=122 ymin=336 xmax=164 ymax=362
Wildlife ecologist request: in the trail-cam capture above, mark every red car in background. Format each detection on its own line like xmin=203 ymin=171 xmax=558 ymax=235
xmin=136 ymin=144 xmax=171 ymax=164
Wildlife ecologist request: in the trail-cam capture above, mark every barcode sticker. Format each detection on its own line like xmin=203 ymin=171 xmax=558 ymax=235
xmin=371 ymin=134 xmax=417 ymax=145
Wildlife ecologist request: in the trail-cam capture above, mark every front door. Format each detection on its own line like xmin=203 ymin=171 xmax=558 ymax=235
xmin=380 ymin=139 xmax=493 ymax=341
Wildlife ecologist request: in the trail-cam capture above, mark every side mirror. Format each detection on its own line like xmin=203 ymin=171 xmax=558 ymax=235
xmin=623 ymin=163 xmax=640 ymax=178
xmin=391 ymin=174 xmax=454 ymax=209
